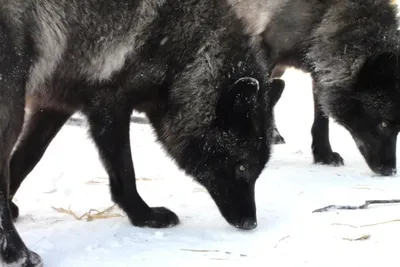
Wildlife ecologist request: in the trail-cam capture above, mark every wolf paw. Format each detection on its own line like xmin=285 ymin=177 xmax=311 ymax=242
xmin=273 ymin=134 xmax=285 ymax=145
xmin=314 ymin=151 xmax=344 ymax=166
xmin=272 ymin=128 xmax=285 ymax=145
xmin=10 ymin=201 xmax=19 ymax=221
xmin=24 ymin=250 xmax=43 ymax=267
xmin=129 ymin=207 xmax=180 ymax=228
xmin=2 ymin=249 xmax=43 ymax=267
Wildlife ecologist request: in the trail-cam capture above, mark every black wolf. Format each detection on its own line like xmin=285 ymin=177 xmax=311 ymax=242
xmin=0 ymin=0 xmax=284 ymax=265
xmin=230 ymin=0 xmax=400 ymax=176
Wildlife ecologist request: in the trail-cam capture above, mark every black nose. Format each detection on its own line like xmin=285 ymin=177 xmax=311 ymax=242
xmin=234 ymin=218 xmax=257 ymax=230
xmin=376 ymin=166 xmax=397 ymax=176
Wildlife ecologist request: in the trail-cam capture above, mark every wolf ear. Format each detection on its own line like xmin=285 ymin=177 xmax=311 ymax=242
xmin=216 ymin=77 xmax=260 ymax=129
xmin=356 ymin=51 xmax=399 ymax=91
xmin=265 ymin=78 xmax=285 ymax=109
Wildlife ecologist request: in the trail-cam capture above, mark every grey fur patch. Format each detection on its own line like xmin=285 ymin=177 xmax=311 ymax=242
xmin=227 ymin=0 xmax=287 ymax=35
xmin=26 ymin=1 xmax=68 ymax=94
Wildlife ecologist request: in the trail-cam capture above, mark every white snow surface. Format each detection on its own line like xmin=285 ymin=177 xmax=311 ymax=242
xmin=15 ymin=69 xmax=400 ymax=267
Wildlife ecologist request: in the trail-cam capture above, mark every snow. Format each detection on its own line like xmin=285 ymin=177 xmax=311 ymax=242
xmin=14 ymin=68 xmax=400 ymax=267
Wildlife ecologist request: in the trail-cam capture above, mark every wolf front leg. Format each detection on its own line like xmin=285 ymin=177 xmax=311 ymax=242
xmin=311 ymin=81 xmax=344 ymax=166
xmin=0 ymin=28 xmax=43 ymax=267
xmin=0 ymin=98 xmax=43 ymax=266
xmin=86 ymin=107 xmax=179 ymax=228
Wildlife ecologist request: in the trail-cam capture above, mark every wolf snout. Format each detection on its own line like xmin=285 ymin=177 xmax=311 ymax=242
xmin=368 ymin=158 xmax=397 ymax=176
xmin=354 ymin=135 xmax=397 ymax=176
xmin=369 ymin=158 xmax=397 ymax=176
xmin=374 ymin=166 xmax=397 ymax=176
xmin=231 ymin=218 xmax=257 ymax=230
xmin=241 ymin=218 xmax=258 ymax=230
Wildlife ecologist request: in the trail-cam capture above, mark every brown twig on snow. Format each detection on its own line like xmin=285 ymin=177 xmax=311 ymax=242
xmin=312 ymin=199 xmax=400 ymax=213
xmin=51 ymin=206 xmax=85 ymax=220
xmin=359 ymin=219 xmax=400 ymax=228
xmin=51 ymin=204 xmax=122 ymax=221
xmin=180 ymin=249 xmax=248 ymax=257
xmin=332 ymin=219 xmax=400 ymax=228
xmin=274 ymin=235 xmax=290 ymax=248
xmin=342 ymin=234 xmax=371 ymax=241
xmin=180 ymin=249 xmax=220 ymax=253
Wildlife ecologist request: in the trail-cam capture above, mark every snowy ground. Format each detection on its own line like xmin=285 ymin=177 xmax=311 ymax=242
xmin=13 ymin=68 xmax=400 ymax=267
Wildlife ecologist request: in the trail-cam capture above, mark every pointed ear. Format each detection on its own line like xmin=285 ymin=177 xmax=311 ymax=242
xmin=356 ymin=51 xmax=399 ymax=91
xmin=216 ymin=77 xmax=260 ymax=129
xmin=265 ymin=78 xmax=285 ymax=109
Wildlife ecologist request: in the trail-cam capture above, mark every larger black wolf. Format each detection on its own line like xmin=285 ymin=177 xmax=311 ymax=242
xmin=230 ymin=0 xmax=400 ymax=176
xmin=0 ymin=0 xmax=285 ymax=266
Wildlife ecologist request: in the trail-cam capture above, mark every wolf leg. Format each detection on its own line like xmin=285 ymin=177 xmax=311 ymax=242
xmin=311 ymin=81 xmax=344 ymax=166
xmin=86 ymin=107 xmax=179 ymax=228
xmin=270 ymin=64 xmax=286 ymax=79
xmin=0 ymin=25 xmax=43 ymax=267
xmin=270 ymin=65 xmax=286 ymax=145
xmin=271 ymin=119 xmax=285 ymax=144
xmin=9 ymin=109 xmax=72 ymax=221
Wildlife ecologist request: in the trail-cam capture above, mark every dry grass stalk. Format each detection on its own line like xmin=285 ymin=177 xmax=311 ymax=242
xmin=274 ymin=235 xmax=291 ymax=248
xmin=180 ymin=249 xmax=248 ymax=257
xmin=85 ymin=177 xmax=108 ymax=184
xmin=332 ymin=219 xmax=400 ymax=228
xmin=359 ymin=219 xmax=400 ymax=228
xmin=136 ymin=177 xmax=153 ymax=181
xmin=51 ymin=204 xmax=122 ymax=222
xmin=343 ymin=234 xmax=371 ymax=241
xmin=85 ymin=180 xmax=104 ymax=185
xmin=180 ymin=249 xmax=220 ymax=253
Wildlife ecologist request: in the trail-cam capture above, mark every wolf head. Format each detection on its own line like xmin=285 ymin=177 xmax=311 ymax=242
xmin=325 ymin=51 xmax=400 ymax=176
xmin=193 ymin=77 xmax=284 ymax=230
xmin=151 ymin=73 xmax=284 ymax=230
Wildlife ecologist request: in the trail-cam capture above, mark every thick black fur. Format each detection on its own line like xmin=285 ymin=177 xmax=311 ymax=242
xmin=0 ymin=0 xmax=285 ymax=265
xmin=230 ymin=0 xmax=400 ymax=175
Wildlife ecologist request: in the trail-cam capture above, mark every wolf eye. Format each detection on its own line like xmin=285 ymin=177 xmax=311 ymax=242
xmin=378 ymin=121 xmax=393 ymax=134
xmin=235 ymin=163 xmax=248 ymax=180
xmin=379 ymin=121 xmax=389 ymax=131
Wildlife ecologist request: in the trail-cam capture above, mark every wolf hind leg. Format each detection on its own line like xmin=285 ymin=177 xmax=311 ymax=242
xmin=9 ymin=108 xmax=72 ymax=221
xmin=0 ymin=25 xmax=43 ymax=267
xmin=85 ymin=104 xmax=179 ymax=228
xmin=271 ymin=119 xmax=285 ymax=144
xmin=270 ymin=65 xmax=286 ymax=145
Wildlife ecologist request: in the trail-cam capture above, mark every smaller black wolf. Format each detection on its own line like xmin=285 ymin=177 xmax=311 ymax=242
xmin=0 ymin=0 xmax=284 ymax=266
xmin=230 ymin=0 xmax=400 ymax=176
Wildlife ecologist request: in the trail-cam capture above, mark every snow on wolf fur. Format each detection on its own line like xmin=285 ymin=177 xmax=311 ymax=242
xmin=0 ymin=0 xmax=284 ymax=266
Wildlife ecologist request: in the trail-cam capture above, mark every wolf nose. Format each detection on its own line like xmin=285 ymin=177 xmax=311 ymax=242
xmin=240 ymin=218 xmax=257 ymax=230
xmin=378 ymin=167 xmax=397 ymax=176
